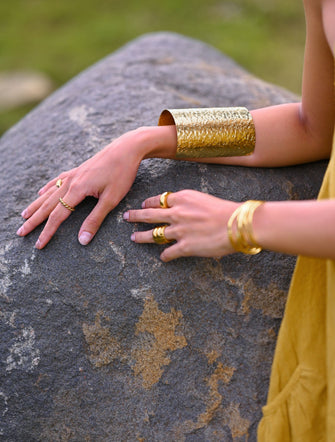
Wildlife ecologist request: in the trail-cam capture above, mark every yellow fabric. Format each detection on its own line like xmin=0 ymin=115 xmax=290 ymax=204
xmin=257 ymin=132 xmax=335 ymax=439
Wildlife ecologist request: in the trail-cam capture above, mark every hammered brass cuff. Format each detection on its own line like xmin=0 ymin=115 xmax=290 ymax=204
xmin=158 ymin=107 xmax=255 ymax=159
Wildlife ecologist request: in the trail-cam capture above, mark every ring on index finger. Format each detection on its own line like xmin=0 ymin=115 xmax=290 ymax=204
xmin=56 ymin=179 xmax=63 ymax=188
xmin=160 ymin=192 xmax=172 ymax=208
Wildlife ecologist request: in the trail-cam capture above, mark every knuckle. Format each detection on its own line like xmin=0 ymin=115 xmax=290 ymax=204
xmin=105 ymin=196 xmax=118 ymax=209
xmin=39 ymin=199 xmax=56 ymax=216
xmin=169 ymin=207 xmax=188 ymax=224
xmin=130 ymin=209 xmax=153 ymax=223
xmin=169 ymin=209 xmax=180 ymax=224
xmin=171 ymin=225 xmax=182 ymax=239
xmin=68 ymin=181 xmax=84 ymax=197
xmin=47 ymin=210 xmax=62 ymax=225
xmin=142 ymin=209 xmax=155 ymax=222
xmin=179 ymin=240 xmax=191 ymax=256
xmin=134 ymin=232 xmax=143 ymax=243
xmin=85 ymin=216 xmax=101 ymax=230
xmin=128 ymin=210 xmax=141 ymax=222
xmin=176 ymin=189 xmax=191 ymax=201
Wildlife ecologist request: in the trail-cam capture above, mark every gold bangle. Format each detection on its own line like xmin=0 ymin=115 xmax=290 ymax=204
xmin=158 ymin=107 xmax=255 ymax=159
xmin=227 ymin=200 xmax=264 ymax=255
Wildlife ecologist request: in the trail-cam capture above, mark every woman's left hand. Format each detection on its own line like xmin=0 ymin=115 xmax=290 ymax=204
xmin=123 ymin=190 xmax=239 ymax=262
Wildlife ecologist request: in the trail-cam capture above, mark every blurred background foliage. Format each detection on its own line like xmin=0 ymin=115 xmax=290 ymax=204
xmin=0 ymin=0 xmax=305 ymax=136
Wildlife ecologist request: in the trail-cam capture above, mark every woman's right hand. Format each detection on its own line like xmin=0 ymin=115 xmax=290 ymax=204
xmin=16 ymin=127 xmax=158 ymax=249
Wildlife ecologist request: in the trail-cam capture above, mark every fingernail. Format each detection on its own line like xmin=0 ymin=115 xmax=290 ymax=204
xmin=131 ymin=233 xmax=135 ymax=241
xmin=35 ymin=239 xmax=42 ymax=249
xmin=123 ymin=212 xmax=129 ymax=220
xmin=21 ymin=209 xmax=28 ymax=218
xmin=141 ymin=201 xmax=146 ymax=208
xmin=79 ymin=231 xmax=93 ymax=245
xmin=16 ymin=227 xmax=23 ymax=236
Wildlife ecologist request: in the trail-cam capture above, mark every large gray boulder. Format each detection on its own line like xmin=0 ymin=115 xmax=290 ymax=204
xmin=0 ymin=33 xmax=326 ymax=441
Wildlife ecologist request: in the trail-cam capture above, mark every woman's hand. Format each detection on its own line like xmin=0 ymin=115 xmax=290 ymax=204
xmin=17 ymin=128 xmax=149 ymax=249
xmin=123 ymin=190 xmax=239 ymax=262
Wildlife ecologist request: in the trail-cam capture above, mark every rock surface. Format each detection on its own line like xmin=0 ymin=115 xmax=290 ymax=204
xmin=0 ymin=33 xmax=327 ymax=441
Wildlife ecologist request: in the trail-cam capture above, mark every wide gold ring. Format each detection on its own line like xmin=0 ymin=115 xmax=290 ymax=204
xmin=59 ymin=197 xmax=75 ymax=212
xmin=160 ymin=191 xmax=172 ymax=208
xmin=56 ymin=179 xmax=63 ymax=188
xmin=152 ymin=225 xmax=172 ymax=244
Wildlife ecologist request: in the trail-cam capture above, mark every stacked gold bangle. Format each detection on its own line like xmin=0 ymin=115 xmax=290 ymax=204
xmin=227 ymin=200 xmax=264 ymax=255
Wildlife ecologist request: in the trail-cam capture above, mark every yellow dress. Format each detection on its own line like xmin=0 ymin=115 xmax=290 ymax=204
xmin=257 ymin=132 xmax=335 ymax=438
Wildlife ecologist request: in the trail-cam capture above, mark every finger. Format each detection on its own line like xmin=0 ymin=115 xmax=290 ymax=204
xmin=131 ymin=226 xmax=175 ymax=244
xmin=124 ymin=208 xmax=172 ymax=224
xmin=17 ymin=189 xmax=64 ymax=236
xmin=142 ymin=192 xmax=174 ymax=209
xmin=35 ymin=192 xmax=82 ymax=249
xmin=38 ymin=170 xmax=71 ymax=195
xmin=141 ymin=195 xmax=161 ymax=208
xmin=38 ymin=177 xmax=59 ymax=195
xmin=78 ymin=196 xmax=114 ymax=245
xmin=21 ymin=185 xmax=60 ymax=219
xmin=160 ymin=242 xmax=186 ymax=262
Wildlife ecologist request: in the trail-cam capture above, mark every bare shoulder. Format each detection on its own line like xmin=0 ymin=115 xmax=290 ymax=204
xmin=322 ymin=0 xmax=335 ymax=53
xmin=305 ymin=0 xmax=335 ymax=53
xmin=300 ymin=0 xmax=334 ymax=154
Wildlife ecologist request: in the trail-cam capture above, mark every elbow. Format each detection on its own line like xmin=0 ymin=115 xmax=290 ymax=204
xmin=298 ymin=103 xmax=334 ymax=160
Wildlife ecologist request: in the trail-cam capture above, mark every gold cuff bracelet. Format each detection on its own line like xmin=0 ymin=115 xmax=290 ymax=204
xmin=158 ymin=107 xmax=255 ymax=159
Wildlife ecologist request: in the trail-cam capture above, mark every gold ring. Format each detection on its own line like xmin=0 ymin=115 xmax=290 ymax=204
xmin=160 ymin=192 xmax=172 ymax=208
xmin=59 ymin=197 xmax=75 ymax=212
xmin=56 ymin=179 xmax=63 ymax=188
xmin=152 ymin=225 xmax=172 ymax=244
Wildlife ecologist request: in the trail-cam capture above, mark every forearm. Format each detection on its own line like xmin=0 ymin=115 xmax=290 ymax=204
xmin=252 ymin=199 xmax=335 ymax=259
xmin=134 ymin=102 xmax=333 ymax=168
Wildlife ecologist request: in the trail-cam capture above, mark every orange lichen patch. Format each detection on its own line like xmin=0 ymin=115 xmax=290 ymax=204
xmin=267 ymin=327 xmax=277 ymax=339
xmin=210 ymin=363 xmax=235 ymax=388
xmin=82 ymin=311 xmax=121 ymax=368
xmin=222 ymin=403 xmax=250 ymax=439
xmin=132 ymin=297 xmax=187 ymax=389
xmin=197 ymin=363 xmax=235 ymax=426
xmin=206 ymin=349 xmax=221 ymax=365
xmin=173 ymin=362 xmax=235 ymax=439
xmin=282 ymin=180 xmax=299 ymax=200
xmin=241 ymin=280 xmax=287 ymax=319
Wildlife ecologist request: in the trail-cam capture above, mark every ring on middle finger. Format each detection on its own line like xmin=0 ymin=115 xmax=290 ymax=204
xmin=56 ymin=179 xmax=63 ymax=188
xmin=152 ymin=225 xmax=172 ymax=244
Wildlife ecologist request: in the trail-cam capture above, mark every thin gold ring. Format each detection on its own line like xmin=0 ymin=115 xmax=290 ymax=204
xmin=152 ymin=225 xmax=172 ymax=244
xmin=59 ymin=197 xmax=75 ymax=212
xmin=160 ymin=192 xmax=172 ymax=208
xmin=56 ymin=179 xmax=63 ymax=188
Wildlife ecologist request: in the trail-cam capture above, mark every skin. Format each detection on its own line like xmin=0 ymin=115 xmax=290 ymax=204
xmin=17 ymin=0 xmax=335 ymax=262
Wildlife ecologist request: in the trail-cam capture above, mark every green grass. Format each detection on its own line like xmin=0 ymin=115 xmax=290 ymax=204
xmin=0 ymin=0 xmax=305 ymax=135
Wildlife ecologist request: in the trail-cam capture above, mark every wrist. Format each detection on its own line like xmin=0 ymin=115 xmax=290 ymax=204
xmin=131 ymin=126 xmax=177 ymax=160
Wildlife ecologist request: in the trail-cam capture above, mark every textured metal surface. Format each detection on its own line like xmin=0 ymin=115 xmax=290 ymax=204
xmin=159 ymin=107 xmax=255 ymax=158
xmin=0 ymin=33 xmax=327 ymax=441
